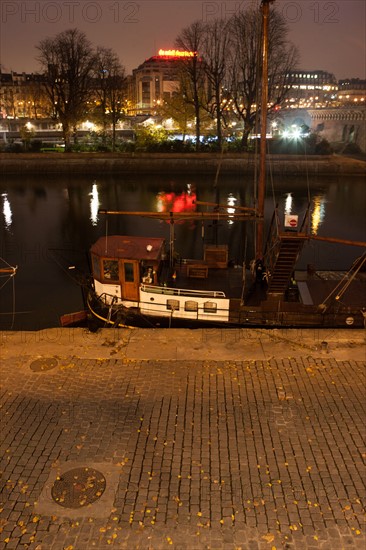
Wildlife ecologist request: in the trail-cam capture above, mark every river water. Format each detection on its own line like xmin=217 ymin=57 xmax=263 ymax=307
xmin=1 ymin=171 xmax=365 ymax=330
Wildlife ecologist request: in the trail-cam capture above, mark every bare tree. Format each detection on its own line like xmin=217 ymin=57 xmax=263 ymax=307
xmin=175 ymin=21 xmax=207 ymax=151
xmin=36 ymin=28 xmax=96 ymax=149
xmin=267 ymin=10 xmax=299 ymax=109
xmin=93 ymin=47 xmax=126 ymax=151
xmin=201 ymin=18 xmax=231 ymax=150
xmin=228 ymin=7 xmax=299 ymax=149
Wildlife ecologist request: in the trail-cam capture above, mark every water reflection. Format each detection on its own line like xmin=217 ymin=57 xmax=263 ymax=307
xmin=227 ymin=194 xmax=237 ymax=224
xmin=311 ymin=194 xmax=326 ymax=235
xmin=2 ymin=193 xmax=12 ymax=230
xmin=284 ymin=193 xmax=293 ymax=215
xmin=156 ymin=186 xmax=196 ymax=214
xmin=0 ymin=173 xmax=364 ymax=331
xmin=89 ymin=182 xmax=100 ymax=226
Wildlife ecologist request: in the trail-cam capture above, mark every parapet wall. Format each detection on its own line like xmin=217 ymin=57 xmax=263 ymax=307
xmin=309 ymin=107 xmax=366 ymax=153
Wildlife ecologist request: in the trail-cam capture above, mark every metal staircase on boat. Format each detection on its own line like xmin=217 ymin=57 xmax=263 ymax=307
xmin=263 ymin=208 xmax=308 ymax=296
xmin=266 ymin=233 xmax=307 ymax=293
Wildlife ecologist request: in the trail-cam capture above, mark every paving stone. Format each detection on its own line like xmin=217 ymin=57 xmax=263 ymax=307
xmin=1 ymin=330 xmax=365 ymax=549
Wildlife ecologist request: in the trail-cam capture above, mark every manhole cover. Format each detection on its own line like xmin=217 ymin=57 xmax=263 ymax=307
xmin=30 ymin=357 xmax=58 ymax=372
xmin=51 ymin=467 xmax=106 ymax=508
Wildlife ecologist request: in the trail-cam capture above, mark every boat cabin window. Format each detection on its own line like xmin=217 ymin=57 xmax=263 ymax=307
xmin=124 ymin=262 xmax=135 ymax=282
xmin=142 ymin=266 xmax=153 ymax=284
xmin=204 ymin=301 xmax=217 ymax=313
xmin=166 ymin=299 xmax=180 ymax=311
xmin=103 ymin=259 xmax=119 ymax=281
xmin=92 ymin=255 xmax=101 ymax=279
xmin=185 ymin=301 xmax=198 ymax=312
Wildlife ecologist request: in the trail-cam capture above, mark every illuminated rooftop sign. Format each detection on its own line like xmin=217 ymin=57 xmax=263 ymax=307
xmin=158 ymin=49 xmax=195 ymax=58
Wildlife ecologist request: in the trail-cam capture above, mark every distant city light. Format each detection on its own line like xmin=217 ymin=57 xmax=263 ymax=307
xmin=281 ymin=125 xmax=309 ymax=139
xmin=84 ymin=120 xmax=95 ymax=131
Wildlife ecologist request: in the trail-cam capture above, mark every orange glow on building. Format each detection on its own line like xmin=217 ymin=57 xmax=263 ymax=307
xmin=158 ymin=49 xmax=196 ymax=58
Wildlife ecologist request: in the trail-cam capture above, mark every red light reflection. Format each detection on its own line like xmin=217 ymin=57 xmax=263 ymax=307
xmin=156 ymin=189 xmax=197 ymax=225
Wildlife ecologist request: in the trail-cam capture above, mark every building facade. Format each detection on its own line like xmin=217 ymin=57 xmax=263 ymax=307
xmin=130 ymin=50 xmax=190 ymax=115
xmin=284 ymin=70 xmax=338 ymax=109
xmin=337 ymin=79 xmax=366 ymax=106
xmin=0 ymin=71 xmax=48 ymax=120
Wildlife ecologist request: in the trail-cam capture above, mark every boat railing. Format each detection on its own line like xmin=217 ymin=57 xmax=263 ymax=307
xmin=96 ymin=292 xmax=121 ymax=305
xmin=140 ymin=284 xmax=226 ymax=298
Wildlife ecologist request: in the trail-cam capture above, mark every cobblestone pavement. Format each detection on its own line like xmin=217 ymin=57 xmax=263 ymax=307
xmin=0 ymin=329 xmax=365 ymax=549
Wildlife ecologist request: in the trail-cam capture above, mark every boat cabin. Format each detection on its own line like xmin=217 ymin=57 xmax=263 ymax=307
xmin=90 ymin=235 xmax=166 ymax=304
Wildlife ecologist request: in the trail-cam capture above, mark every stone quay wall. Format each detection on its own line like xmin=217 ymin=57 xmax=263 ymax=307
xmin=1 ymin=152 xmax=365 ymax=176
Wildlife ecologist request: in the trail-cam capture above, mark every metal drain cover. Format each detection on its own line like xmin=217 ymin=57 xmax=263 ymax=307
xmin=51 ymin=467 xmax=106 ymax=508
xmin=30 ymin=357 xmax=58 ymax=372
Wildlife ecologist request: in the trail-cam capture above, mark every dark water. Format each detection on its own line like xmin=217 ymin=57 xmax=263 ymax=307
xmin=1 ymin=171 xmax=365 ymax=330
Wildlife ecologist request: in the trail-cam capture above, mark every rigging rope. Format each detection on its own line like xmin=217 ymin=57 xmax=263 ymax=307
xmin=303 ymin=137 xmax=312 ymax=235
xmin=268 ymin=139 xmax=276 ymax=211
xmin=321 ymin=254 xmax=366 ymax=306
xmin=10 ymin=273 xmax=15 ymax=329
xmin=0 ymin=257 xmax=17 ymax=329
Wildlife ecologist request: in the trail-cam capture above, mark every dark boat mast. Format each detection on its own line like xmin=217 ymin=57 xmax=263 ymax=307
xmin=256 ymin=0 xmax=274 ymax=260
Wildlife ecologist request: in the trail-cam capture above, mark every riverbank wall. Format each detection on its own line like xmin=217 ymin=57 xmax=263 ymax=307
xmin=1 ymin=152 xmax=365 ymax=176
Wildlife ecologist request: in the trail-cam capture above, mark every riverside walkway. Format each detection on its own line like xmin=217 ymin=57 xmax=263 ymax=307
xmin=0 ymin=328 xmax=365 ymax=549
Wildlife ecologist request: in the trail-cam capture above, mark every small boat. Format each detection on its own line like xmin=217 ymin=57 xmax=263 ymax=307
xmin=86 ymin=228 xmax=366 ymax=328
xmin=86 ymin=0 xmax=366 ymax=330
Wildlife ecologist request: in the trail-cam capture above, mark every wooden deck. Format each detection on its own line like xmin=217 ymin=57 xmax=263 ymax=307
xmin=173 ymin=263 xmax=245 ymax=299
xmin=169 ymin=265 xmax=366 ymax=311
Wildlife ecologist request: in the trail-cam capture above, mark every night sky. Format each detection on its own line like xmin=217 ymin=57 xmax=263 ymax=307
xmin=0 ymin=0 xmax=365 ymax=79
